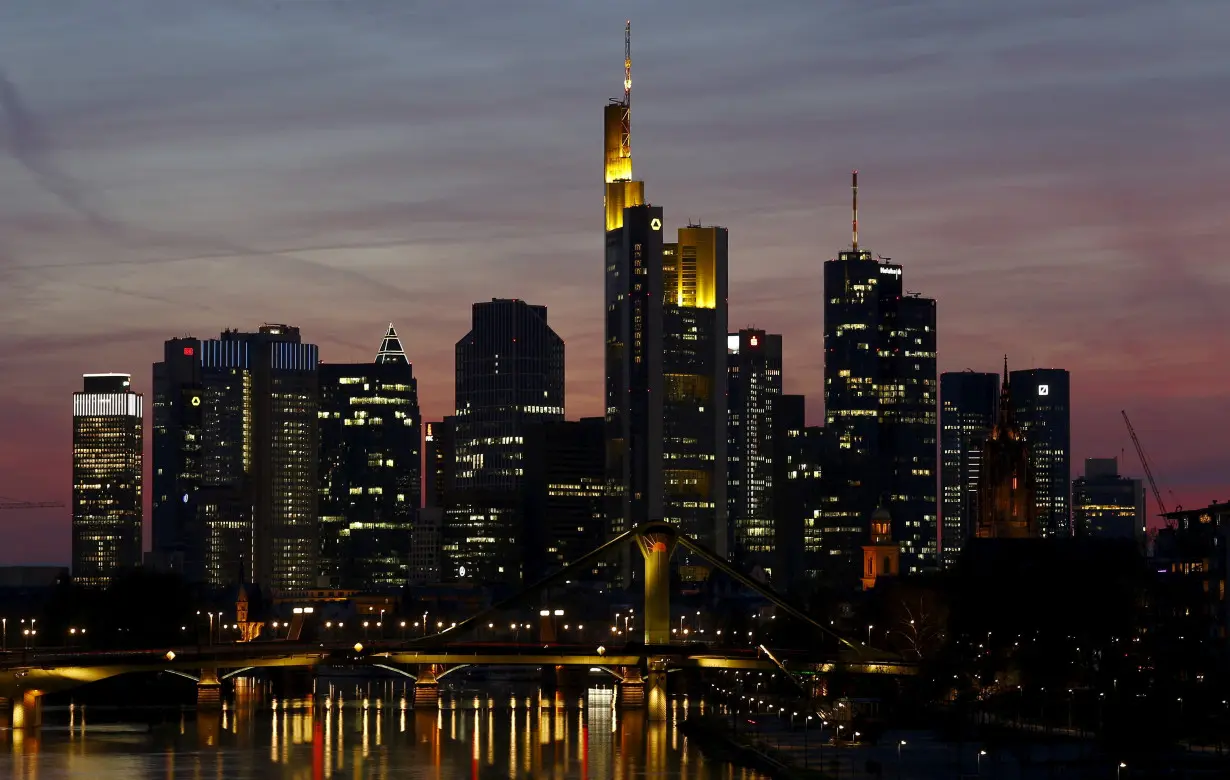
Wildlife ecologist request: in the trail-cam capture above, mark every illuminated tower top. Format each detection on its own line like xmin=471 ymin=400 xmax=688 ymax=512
xmin=604 ymin=21 xmax=644 ymax=230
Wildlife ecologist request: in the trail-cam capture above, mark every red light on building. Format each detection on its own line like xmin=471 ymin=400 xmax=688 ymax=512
xmin=183 ymin=347 xmax=194 ymax=356
xmin=749 ymin=336 xmax=759 ymax=347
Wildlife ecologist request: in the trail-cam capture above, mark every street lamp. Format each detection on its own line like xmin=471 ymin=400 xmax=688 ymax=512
xmin=868 ymin=624 xmax=874 ymax=645
xmin=1118 ymin=761 xmax=1127 ymax=779
xmin=978 ymin=749 xmax=987 ymax=775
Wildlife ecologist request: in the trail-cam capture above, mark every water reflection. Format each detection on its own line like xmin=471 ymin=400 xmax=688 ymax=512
xmin=0 ymin=680 xmax=765 ymax=780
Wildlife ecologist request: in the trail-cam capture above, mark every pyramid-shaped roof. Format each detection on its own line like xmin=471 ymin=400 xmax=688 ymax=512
xmin=375 ymin=323 xmax=408 ymax=364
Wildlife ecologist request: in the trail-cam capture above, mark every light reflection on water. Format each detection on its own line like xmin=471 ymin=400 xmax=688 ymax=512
xmin=0 ymin=679 xmax=766 ymax=780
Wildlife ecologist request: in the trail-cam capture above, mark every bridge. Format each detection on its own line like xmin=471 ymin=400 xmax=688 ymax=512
xmin=0 ymin=521 xmax=915 ymax=727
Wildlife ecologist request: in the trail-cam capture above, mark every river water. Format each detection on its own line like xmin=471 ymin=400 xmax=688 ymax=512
xmin=0 ymin=678 xmax=766 ymax=780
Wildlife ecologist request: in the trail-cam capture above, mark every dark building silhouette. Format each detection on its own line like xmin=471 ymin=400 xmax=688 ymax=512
xmin=727 ymin=329 xmax=783 ymax=569
xmin=317 ymin=325 xmax=421 ymax=591
xmin=823 ymin=173 xmax=937 ymax=573
xmin=447 ymin=299 xmax=564 ymax=586
xmin=1072 ymin=457 xmax=1144 ymax=540
xmin=152 ymin=339 xmax=205 ymax=581
xmin=772 ymin=395 xmax=868 ymax=590
xmin=976 ymin=365 xmax=1036 ymax=540
xmin=522 ymin=418 xmax=606 ymax=580
xmin=1010 ymin=367 xmax=1071 ymax=538
xmin=424 ymin=419 xmax=455 ymax=509
xmin=939 ymin=371 xmax=1000 ymax=568
xmin=72 ymin=373 xmax=143 ymax=588
xmin=152 ymin=325 xmax=319 ymax=591
xmin=605 ymin=203 xmax=665 ymax=569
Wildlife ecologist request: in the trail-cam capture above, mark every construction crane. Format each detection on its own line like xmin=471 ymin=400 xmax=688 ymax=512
xmin=0 ymin=498 xmax=64 ymax=511
xmin=1121 ymin=410 xmax=1174 ymax=527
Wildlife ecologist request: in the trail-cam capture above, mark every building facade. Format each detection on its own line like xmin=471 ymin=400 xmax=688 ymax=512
xmin=727 ymin=329 xmax=783 ymax=568
xmin=152 ymin=325 xmax=319 ymax=592
xmin=822 ymin=175 xmax=938 ymax=573
xmin=317 ymin=325 xmax=421 ymax=591
xmin=424 ymin=419 xmax=456 ymax=510
xmin=522 ymin=417 xmax=606 ymax=580
xmin=939 ymin=371 xmax=1000 ymax=567
xmin=447 ymin=299 xmax=565 ymax=586
xmin=1072 ymin=457 xmax=1144 ymax=541
xmin=409 ymin=507 xmax=443 ymax=585
xmin=72 ymin=374 xmax=143 ymax=588
xmin=1009 ymin=367 xmax=1071 ymax=538
xmin=771 ymin=394 xmax=868 ymax=591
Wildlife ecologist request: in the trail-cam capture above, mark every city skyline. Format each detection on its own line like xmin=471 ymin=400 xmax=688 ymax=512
xmin=2 ymin=2 xmax=1228 ymax=563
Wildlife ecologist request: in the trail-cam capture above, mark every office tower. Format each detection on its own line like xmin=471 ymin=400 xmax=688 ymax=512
xmin=409 ymin=507 xmax=443 ymax=585
xmin=1073 ymin=457 xmax=1145 ymax=540
xmin=447 ymin=299 xmax=565 ymax=586
xmin=72 ymin=374 xmax=143 ymax=588
xmin=772 ymin=394 xmax=868 ymax=590
xmin=152 ymin=339 xmax=205 ymax=580
xmin=823 ymin=173 xmax=938 ymax=573
xmin=1009 ymin=367 xmax=1071 ymax=538
xmin=424 ymin=419 xmax=455 ymax=509
xmin=662 ymin=225 xmax=729 ymax=565
xmin=976 ymin=367 xmax=1036 ymax=539
xmin=152 ymin=325 xmax=319 ymax=591
xmin=727 ymin=329 xmax=783 ymax=568
xmin=939 ymin=371 xmax=1000 ymax=567
xmin=318 ymin=325 xmax=421 ymax=591
xmin=522 ymin=418 xmax=605 ymax=579
xmin=605 ymin=203 xmax=665 ymax=555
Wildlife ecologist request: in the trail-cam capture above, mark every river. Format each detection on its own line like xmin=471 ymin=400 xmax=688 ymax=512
xmin=0 ymin=677 xmax=767 ymax=780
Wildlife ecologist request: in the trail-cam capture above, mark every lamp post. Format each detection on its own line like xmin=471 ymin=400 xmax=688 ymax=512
xmin=1117 ymin=761 xmax=1127 ymax=779
xmin=977 ymin=749 xmax=987 ymax=775
xmin=868 ymin=624 xmax=874 ymax=646
xmin=898 ymin=740 xmax=906 ymax=779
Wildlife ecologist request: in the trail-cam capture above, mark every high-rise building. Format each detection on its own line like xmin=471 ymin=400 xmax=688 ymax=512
xmin=605 ymin=203 xmax=664 ymax=563
xmin=152 ymin=339 xmax=205 ymax=581
xmin=522 ymin=418 xmax=606 ymax=580
xmin=1009 ymin=367 xmax=1071 ymax=538
xmin=823 ymin=173 xmax=938 ymax=573
xmin=152 ymin=325 xmax=319 ymax=591
xmin=662 ymin=225 xmax=729 ymax=564
xmin=1073 ymin=457 xmax=1145 ymax=541
xmin=976 ymin=368 xmax=1036 ymax=540
xmin=727 ymin=329 xmax=783 ymax=568
xmin=447 ymin=299 xmax=565 ymax=586
xmin=72 ymin=374 xmax=143 ymax=588
xmin=772 ymin=394 xmax=868 ymax=591
xmin=424 ymin=419 xmax=455 ymax=509
xmin=317 ymin=325 xmax=421 ymax=591
xmin=939 ymin=371 xmax=1000 ymax=567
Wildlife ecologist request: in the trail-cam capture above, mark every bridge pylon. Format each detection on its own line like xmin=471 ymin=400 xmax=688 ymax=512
xmin=198 ymin=668 xmax=222 ymax=711
xmin=634 ymin=522 xmax=678 ymax=646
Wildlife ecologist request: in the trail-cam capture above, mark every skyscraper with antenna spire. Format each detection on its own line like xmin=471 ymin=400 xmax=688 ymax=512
xmin=823 ymin=172 xmax=938 ymax=576
xmin=603 ymin=23 xmax=729 ymax=575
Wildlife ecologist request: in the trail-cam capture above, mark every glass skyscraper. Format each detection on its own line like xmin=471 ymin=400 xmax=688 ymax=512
xmin=317 ymin=325 xmax=421 ymax=591
xmin=823 ymin=184 xmax=938 ymax=574
xmin=447 ymin=299 xmax=564 ymax=587
xmin=727 ymin=329 xmax=783 ymax=569
xmin=153 ymin=325 xmax=319 ymax=591
xmin=1010 ymin=367 xmax=1072 ymax=538
xmin=939 ymin=371 xmax=1000 ymax=567
xmin=72 ymin=373 xmax=143 ymax=588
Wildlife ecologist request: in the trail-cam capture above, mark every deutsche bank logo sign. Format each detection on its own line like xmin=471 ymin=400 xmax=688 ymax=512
xmin=1038 ymin=384 xmax=1049 ymax=396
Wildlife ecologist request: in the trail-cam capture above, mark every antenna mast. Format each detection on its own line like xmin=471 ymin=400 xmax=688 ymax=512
xmin=852 ymin=170 xmax=859 ymax=252
xmin=621 ymin=21 xmax=631 ymax=161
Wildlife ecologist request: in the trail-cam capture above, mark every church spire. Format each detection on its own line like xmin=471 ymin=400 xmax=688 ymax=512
xmin=375 ymin=323 xmax=408 ymax=364
xmin=996 ymin=354 xmax=1017 ymax=438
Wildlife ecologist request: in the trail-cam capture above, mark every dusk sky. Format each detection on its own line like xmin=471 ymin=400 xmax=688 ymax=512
xmin=1 ymin=1 xmax=1227 ymax=564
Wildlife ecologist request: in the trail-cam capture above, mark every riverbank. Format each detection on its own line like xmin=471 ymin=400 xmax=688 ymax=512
xmin=681 ymin=716 xmax=830 ymax=780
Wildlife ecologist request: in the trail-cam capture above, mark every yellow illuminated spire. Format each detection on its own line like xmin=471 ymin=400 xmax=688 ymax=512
xmin=604 ymin=21 xmax=643 ymax=231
